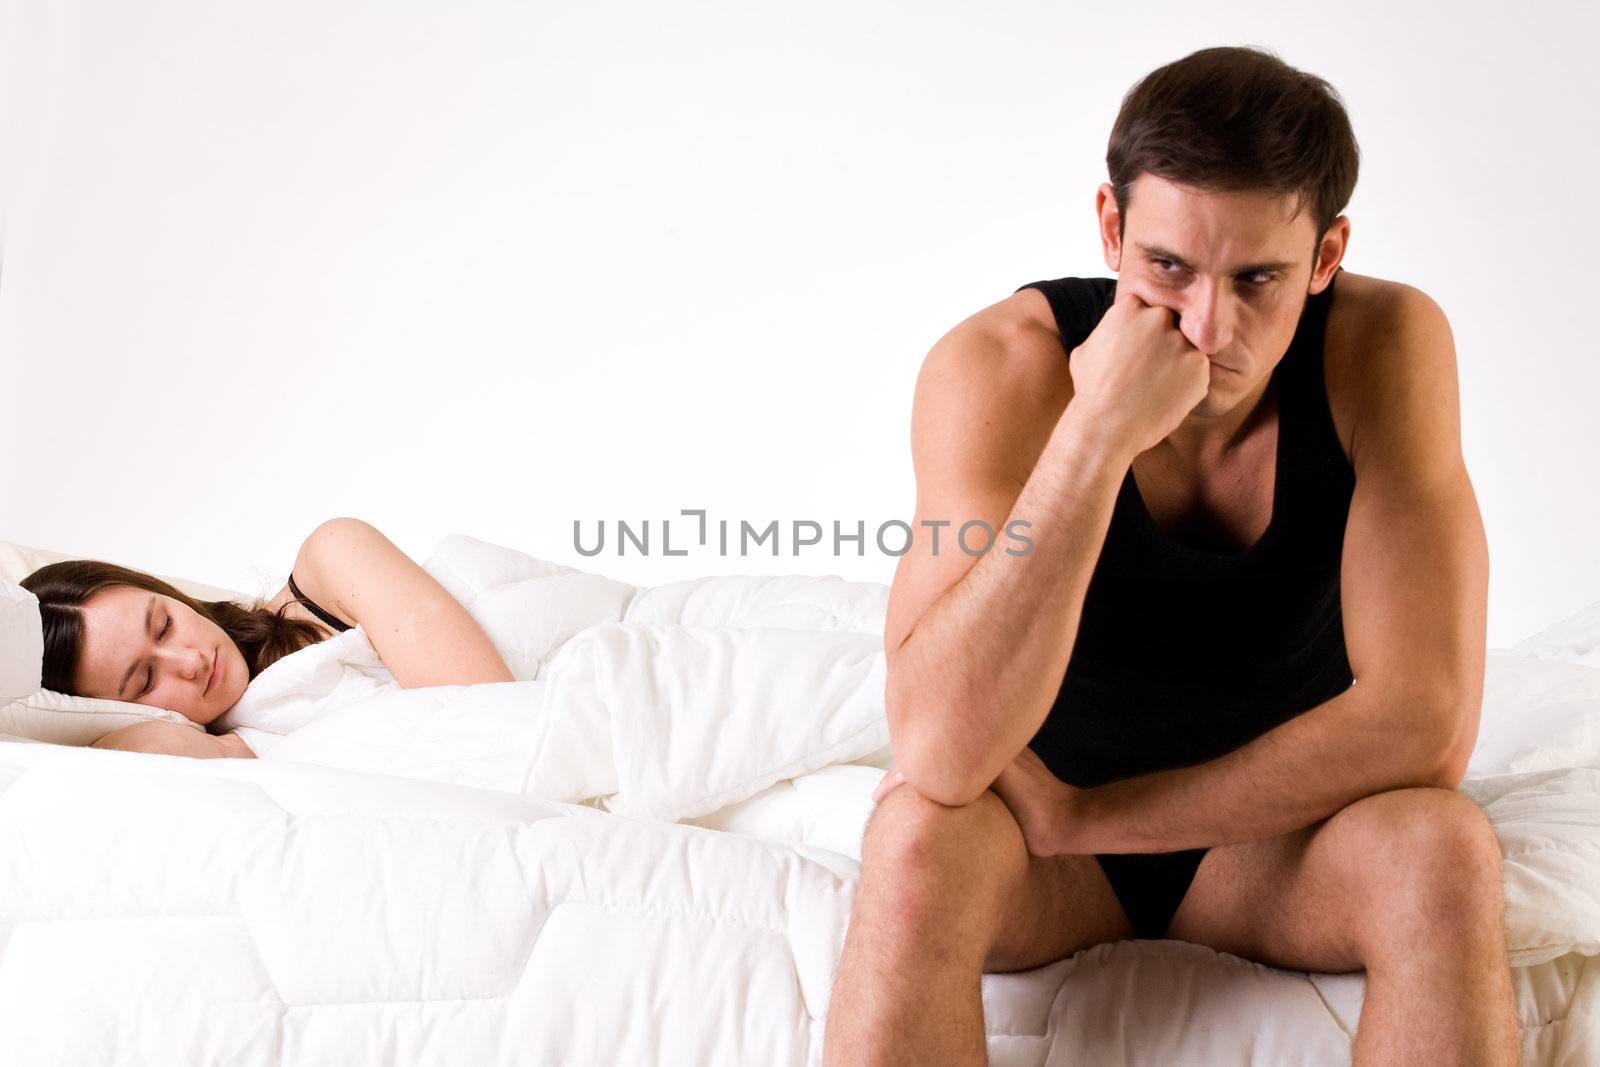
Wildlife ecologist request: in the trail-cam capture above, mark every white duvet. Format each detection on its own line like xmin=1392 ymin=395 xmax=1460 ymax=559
xmin=1 ymin=532 xmax=1597 ymax=1065
xmin=218 ymin=534 xmax=893 ymax=821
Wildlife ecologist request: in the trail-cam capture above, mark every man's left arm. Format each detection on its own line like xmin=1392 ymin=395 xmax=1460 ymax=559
xmin=1064 ymin=282 xmax=1490 ymax=855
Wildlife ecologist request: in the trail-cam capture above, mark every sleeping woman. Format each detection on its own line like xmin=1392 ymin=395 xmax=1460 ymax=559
xmin=20 ymin=517 xmax=515 ymax=759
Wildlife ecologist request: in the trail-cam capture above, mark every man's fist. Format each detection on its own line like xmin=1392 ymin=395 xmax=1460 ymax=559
xmin=988 ymin=747 xmax=1079 ymax=857
xmin=1067 ymin=286 xmax=1212 ymax=457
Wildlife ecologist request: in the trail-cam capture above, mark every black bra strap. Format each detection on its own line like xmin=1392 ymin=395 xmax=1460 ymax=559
xmin=287 ymin=572 xmax=351 ymax=632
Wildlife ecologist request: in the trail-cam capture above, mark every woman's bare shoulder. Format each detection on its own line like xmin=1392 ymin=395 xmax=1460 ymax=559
xmin=262 ymin=517 xmax=378 ymax=632
xmin=284 ymin=517 xmax=388 ymax=628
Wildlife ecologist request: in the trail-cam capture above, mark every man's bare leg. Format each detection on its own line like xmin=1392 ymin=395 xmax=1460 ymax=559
xmin=1167 ymin=785 xmax=1522 ymax=1066
xmin=821 ymin=786 xmax=1133 ymax=1067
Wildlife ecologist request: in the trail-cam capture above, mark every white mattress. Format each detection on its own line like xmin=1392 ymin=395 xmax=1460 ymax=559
xmin=1 ymin=741 xmax=1595 ymax=1065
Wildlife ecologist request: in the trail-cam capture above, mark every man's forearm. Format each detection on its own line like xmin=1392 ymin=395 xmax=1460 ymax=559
xmin=891 ymin=406 xmax=1132 ymax=805
xmin=1066 ymin=679 xmax=1459 ymax=853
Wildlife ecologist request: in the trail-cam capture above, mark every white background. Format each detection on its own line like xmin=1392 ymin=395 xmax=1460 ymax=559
xmin=2 ymin=0 xmax=1595 ymax=648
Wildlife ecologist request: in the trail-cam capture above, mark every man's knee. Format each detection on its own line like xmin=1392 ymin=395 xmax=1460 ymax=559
xmin=859 ymin=785 xmax=1030 ymax=901
xmin=1336 ymin=786 xmax=1505 ymax=930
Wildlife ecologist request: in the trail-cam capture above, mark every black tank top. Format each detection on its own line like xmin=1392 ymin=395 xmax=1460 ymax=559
xmin=287 ymin=572 xmax=351 ymax=633
xmin=1014 ymin=269 xmax=1356 ymax=788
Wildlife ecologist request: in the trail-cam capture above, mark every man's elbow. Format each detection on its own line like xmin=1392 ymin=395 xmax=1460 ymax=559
xmin=1428 ymin=734 xmax=1474 ymax=791
xmin=889 ymin=725 xmax=1003 ymax=809
xmin=1423 ymin=697 xmax=1479 ymax=791
xmin=885 ymin=676 xmax=997 ymax=808
xmin=894 ymin=745 xmax=987 ymax=807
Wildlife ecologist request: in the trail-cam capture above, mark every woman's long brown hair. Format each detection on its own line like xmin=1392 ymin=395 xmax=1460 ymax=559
xmin=20 ymin=559 xmax=336 ymax=728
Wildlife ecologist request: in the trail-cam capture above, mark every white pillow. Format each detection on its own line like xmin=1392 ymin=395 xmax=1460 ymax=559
xmin=1 ymin=579 xmax=43 ymax=703
xmin=0 ymin=540 xmax=254 ymax=745
xmin=1468 ymin=652 xmax=1600 ymax=777
xmin=1505 ymin=598 xmax=1600 ymax=668
xmin=0 ymin=685 xmax=201 ymax=746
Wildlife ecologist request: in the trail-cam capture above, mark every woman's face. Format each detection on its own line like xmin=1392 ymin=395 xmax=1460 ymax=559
xmin=72 ymin=585 xmax=248 ymax=725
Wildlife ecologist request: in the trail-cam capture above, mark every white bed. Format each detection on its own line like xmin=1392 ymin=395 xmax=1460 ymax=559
xmin=2 ymin=533 xmax=1597 ymax=1065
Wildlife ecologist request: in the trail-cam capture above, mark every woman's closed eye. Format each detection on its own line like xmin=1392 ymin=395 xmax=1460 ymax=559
xmin=141 ymin=615 xmax=172 ymax=695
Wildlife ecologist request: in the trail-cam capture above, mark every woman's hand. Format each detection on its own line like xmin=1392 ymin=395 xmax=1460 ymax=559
xmin=213 ymin=730 xmax=257 ymax=759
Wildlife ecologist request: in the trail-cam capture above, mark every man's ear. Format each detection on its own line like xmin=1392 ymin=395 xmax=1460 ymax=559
xmin=1310 ymin=215 xmax=1352 ymax=293
xmin=1095 ymin=181 xmax=1123 ymax=272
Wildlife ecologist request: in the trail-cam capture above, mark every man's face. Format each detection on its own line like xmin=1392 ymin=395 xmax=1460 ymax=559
xmin=1100 ymin=173 xmax=1332 ymax=419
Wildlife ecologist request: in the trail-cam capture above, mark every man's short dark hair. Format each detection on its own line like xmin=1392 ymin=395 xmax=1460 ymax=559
xmin=1107 ymin=45 xmax=1361 ymax=266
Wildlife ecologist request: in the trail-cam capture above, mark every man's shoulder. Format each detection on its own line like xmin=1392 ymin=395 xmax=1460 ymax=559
xmin=1323 ymin=270 xmax=1452 ymax=468
xmin=910 ymin=289 xmax=1078 ymax=484
xmin=921 ymin=286 xmax=1077 ymax=403
xmin=1318 ymin=273 xmax=1459 ymax=473
xmin=1326 ymin=268 xmax=1437 ymax=329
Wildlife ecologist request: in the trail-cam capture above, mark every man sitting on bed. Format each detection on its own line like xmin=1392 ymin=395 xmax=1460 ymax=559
xmin=822 ymin=45 xmax=1520 ymax=1066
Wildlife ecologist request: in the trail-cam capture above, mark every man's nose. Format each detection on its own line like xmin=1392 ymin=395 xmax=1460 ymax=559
xmin=1181 ymin=283 xmax=1235 ymax=356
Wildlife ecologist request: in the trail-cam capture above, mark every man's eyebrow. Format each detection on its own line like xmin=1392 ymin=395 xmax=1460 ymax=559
xmin=115 ymin=595 xmax=156 ymax=698
xmin=1135 ymin=242 xmax=1296 ymax=275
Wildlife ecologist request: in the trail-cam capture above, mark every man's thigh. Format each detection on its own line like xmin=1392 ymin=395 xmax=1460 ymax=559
xmin=979 ymin=800 xmax=1136 ymax=973
xmin=1164 ymin=785 xmax=1492 ymax=973
xmin=862 ymin=784 xmax=1135 ymax=975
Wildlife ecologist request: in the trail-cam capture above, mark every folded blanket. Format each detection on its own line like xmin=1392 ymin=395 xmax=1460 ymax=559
xmin=534 ymin=622 xmax=887 ymax=820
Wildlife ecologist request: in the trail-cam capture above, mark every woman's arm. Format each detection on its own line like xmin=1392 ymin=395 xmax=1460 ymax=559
xmin=91 ymin=721 xmax=256 ymax=759
xmin=290 ymin=517 xmax=516 ymax=688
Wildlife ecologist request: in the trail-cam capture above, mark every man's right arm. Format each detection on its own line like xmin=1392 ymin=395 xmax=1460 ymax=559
xmin=884 ymin=308 xmax=1133 ymax=807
